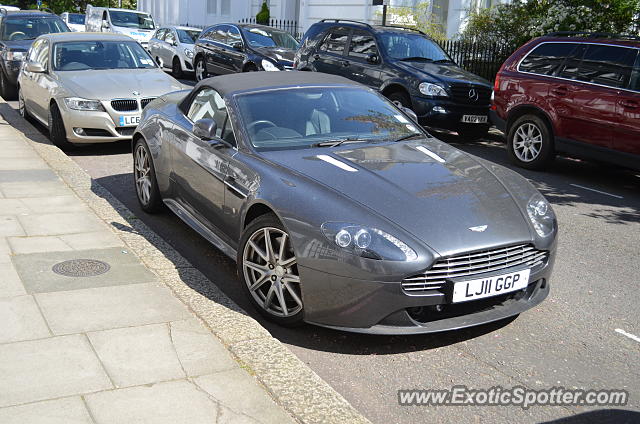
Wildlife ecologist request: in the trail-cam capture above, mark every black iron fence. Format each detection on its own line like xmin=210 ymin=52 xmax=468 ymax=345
xmin=238 ymin=18 xmax=303 ymax=40
xmin=437 ymin=40 xmax=516 ymax=82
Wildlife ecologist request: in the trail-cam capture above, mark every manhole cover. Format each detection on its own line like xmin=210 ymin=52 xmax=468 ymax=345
xmin=52 ymin=259 xmax=111 ymax=277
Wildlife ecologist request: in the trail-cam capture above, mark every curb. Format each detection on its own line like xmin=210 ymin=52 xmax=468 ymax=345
xmin=0 ymin=101 xmax=371 ymax=424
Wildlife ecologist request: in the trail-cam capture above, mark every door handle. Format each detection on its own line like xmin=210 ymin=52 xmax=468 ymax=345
xmin=341 ymin=60 xmax=350 ymax=67
xmin=551 ymin=85 xmax=568 ymax=96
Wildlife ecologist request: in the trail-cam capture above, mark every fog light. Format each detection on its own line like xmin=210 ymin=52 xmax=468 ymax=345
xmin=432 ymin=106 xmax=446 ymax=114
xmin=74 ymin=127 xmax=85 ymax=135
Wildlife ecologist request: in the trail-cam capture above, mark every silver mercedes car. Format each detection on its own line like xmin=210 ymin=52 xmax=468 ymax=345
xmin=17 ymin=32 xmax=184 ymax=150
xmin=133 ymin=72 xmax=558 ymax=335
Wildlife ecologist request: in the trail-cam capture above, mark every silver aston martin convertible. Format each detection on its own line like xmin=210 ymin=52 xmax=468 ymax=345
xmin=132 ymin=72 xmax=557 ymax=334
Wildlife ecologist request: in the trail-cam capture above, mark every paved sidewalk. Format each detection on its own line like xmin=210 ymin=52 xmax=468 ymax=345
xmin=0 ymin=120 xmax=297 ymax=423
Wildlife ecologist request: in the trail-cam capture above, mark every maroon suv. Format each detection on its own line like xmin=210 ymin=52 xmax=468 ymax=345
xmin=491 ymin=33 xmax=640 ymax=170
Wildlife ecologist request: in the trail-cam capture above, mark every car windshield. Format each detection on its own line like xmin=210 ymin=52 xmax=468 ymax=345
xmin=379 ymin=32 xmax=450 ymax=62
xmin=1 ymin=17 xmax=69 ymax=41
xmin=52 ymin=40 xmax=157 ymax=71
xmin=236 ymin=87 xmax=423 ymax=151
xmin=243 ymin=27 xmax=299 ymax=49
xmin=68 ymin=14 xmax=85 ymax=25
xmin=177 ymin=29 xmax=200 ymax=44
xmin=109 ymin=11 xmax=155 ymax=30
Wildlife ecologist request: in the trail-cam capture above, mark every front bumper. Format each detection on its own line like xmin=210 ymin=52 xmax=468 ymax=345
xmin=60 ymin=102 xmax=138 ymax=144
xmin=411 ymin=95 xmax=491 ymax=132
xmin=2 ymin=60 xmax=22 ymax=85
xmin=300 ymin=253 xmax=554 ymax=335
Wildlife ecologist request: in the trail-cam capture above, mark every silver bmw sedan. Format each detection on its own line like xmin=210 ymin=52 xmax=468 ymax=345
xmin=17 ymin=32 xmax=184 ymax=150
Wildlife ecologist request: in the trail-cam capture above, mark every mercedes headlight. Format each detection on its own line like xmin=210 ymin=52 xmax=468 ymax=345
xmin=321 ymin=222 xmax=418 ymax=261
xmin=4 ymin=51 xmax=24 ymax=61
xmin=261 ymin=59 xmax=280 ymax=72
xmin=64 ymin=97 xmax=104 ymax=111
xmin=184 ymin=48 xmax=194 ymax=59
xmin=526 ymin=194 xmax=555 ymax=237
xmin=418 ymin=82 xmax=448 ymax=97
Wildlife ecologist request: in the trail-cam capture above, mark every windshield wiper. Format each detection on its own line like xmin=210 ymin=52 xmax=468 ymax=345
xmin=312 ymin=137 xmax=371 ymax=148
xmin=393 ymin=133 xmax=424 ymax=143
xmin=398 ymin=56 xmax=433 ymax=62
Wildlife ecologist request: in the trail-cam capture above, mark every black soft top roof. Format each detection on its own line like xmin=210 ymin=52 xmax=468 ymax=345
xmin=196 ymin=71 xmax=359 ymax=97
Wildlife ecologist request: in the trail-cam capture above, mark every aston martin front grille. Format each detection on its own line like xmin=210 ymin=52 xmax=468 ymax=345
xmin=111 ymin=99 xmax=138 ymax=112
xmin=402 ymin=244 xmax=548 ymax=294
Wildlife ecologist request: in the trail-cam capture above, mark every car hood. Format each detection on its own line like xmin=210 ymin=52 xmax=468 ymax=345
xmin=393 ymin=60 xmax=491 ymax=87
xmin=1 ymin=39 xmax=34 ymax=53
xmin=262 ymin=139 xmax=532 ymax=256
xmin=253 ymin=46 xmax=295 ymax=65
xmin=58 ymin=69 xmax=185 ymax=100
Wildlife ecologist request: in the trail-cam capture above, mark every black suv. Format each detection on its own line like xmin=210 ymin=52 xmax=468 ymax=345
xmin=295 ymin=20 xmax=493 ymax=139
xmin=0 ymin=9 xmax=69 ymax=99
xmin=193 ymin=23 xmax=299 ymax=81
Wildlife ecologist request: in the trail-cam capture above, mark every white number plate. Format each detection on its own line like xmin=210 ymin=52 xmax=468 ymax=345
xmin=461 ymin=115 xmax=488 ymax=124
xmin=452 ymin=269 xmax=530 ymax=303
xmin=119 ymin=115 xmax=141 ymax=127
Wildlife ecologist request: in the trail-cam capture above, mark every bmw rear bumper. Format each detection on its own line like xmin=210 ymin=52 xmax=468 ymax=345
xmin=300 ymin=253 xmax=554 ymax=335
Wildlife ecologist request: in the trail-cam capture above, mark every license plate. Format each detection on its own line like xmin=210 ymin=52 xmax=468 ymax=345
xmin=118 ymin=115 xmax=140 ymax=127
xmin=452 ymin=269 xmax=530 ymax=303
xmin=461 ymin=115 xmax=488 ymax=124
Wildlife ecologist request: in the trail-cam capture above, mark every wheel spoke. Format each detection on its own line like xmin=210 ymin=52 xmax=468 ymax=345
xmin=278 ymin=233 xmax=288 ymax=263
xmin=244 ymin=260 xmax=268 ymax=274
xmin=274 ymin=283 xmax=288 ymax=316
xmin=283 ymin=282 xmax=303 ymax=309
xmin=248 ymin=241 xmax=268 ymax=263
xmin=282 ymin=273 xmax=300 ymax=284
xmin=264 ymin=228 xmax=275 ymax=263
xmin=279 ymin=256 xmax=297 ymax=268
xmin=263 ymin=284 xmax=276 ymax=309
xmin=249 ymin=274 xmax=269 ymax=291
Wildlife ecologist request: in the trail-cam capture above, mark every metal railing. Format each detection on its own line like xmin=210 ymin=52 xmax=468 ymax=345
xmin=238 ymin=18 xmax=303 ymax=40
xmin=437 ymin=40 xmax=516 ymax=82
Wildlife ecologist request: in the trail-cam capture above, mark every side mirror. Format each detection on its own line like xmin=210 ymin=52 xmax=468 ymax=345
xmin=25 ymin=61 xmax=45 ymax=73
xmin=400 ymin=106 xmax=418 ymax=123
xmin=193 ymin=118 xmax=218 ymax=141
xmin=366 ymin=53 xmax=379 ymax=64
xmin=102 ymin=20 xmax=110 ymax=29
xmin=230 ymin=41 xmax=243 ymax=52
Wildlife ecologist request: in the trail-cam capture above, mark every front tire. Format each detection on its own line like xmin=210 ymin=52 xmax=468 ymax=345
xmin=387 ymin=91 xmax=411 ymax=109
xmin=18 ymin=87 xmax=32 ymax=122
xmin=194 ymin=56 xmax=207 ymax=82
xmin=507 ymin=114 xmax=555 ymax=170
xmin=0 ymin=69 xmax=17 ymax=100
xmin=133 ymin=138 xmax=163 ymax=213
xmin=172 ymin=56 xmax=184 ymax=79
xmin=238 ymin=214 xmax=304 ymax=326
xmin=48 ymin=102 xmax=75 ymax=151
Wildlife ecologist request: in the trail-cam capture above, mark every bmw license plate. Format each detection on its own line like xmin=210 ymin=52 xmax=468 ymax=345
xmin=119 ymin=115 xmax=141 ymax=127
xmin=461 ymin=115 xmax=488 ymax=124
xmin=452 ymin=269 xmax=530 ymax=303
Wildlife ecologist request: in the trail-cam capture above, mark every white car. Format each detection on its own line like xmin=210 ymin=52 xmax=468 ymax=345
xmin=60 ymin=12 xmax=86 ymax=32
xmin=85 ymin=6 xmax=156 ymax=50
xmin=148 ymin=26 xmax=201 ymax=78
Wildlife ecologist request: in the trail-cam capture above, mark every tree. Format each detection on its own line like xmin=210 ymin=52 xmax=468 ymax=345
xmin=380 ymin=1 xmax=445 ymax=40
xmin=256 ymin=0 xmax=270 ymax=25
xmin=461 ymin=0 xmax=640 ymax=47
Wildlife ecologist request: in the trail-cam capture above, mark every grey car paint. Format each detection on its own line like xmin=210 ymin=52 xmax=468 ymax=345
xmin=134 ymin=72 xmax=557 ymax=334
xmin=148 ymin=26 xmax=199 ymax=75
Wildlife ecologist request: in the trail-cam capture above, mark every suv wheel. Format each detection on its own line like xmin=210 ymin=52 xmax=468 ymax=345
xmin=194 ymin=56 xmax=207 ymax=81
xmin=387 ymin=91 xmax=411 ymax=109
xmin=507 ymin=114 xmax=555 ymax=170
xmin=0 ymin=69 xmax=17 ymax=100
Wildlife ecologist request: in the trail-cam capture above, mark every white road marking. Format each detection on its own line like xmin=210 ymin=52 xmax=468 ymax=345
xmin=317 ymin=155 xmax=357 ymax=172
xmin=570 ymin=184 xmax=624 ymax=199
xmin=415 ymin=145 xmax=445 ymax=163
xmin=615 ymin=328 xmax=640 ymax=343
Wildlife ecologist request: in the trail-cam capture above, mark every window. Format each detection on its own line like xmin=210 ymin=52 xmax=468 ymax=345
xmin=320 ymin=30 xmax=349 ymax=55
xmin=52 ymin=41 xmax=156 ymax=71
xmin=154 ymin=28 xmax=166 ymax=41
xmin=36 ymin=40 xmax=49 ymax=70
xmin=519 ymin=42 xmax=578 ymax=76
xmin=378 ymin=33 xmax=449 ymax=61
xmin=109 ymin=11 xmax=155 ymax=30
xmin=348 ymin=30 xmax=378 ymax=59
xmin=211 ymin=25 xmax=229 ymax=44
xmin=207 ymin=0 xmax=217 ymax=14
xmin=0 ymin=17 xmax=69 ymax=41
xmin=574 ymin=44 xmax=637 ymax=88
xmin=630 ymin=51 xmax=640 ymax=92
xmin=165 ymin=30 xmax=176 ymax=45
xmin=227 ymin=26 xmax=241 ymax=47
xmin=243 ymin=27 xmax=298 ymax=49
xmin=187 ymin=88 xmax=235 ymax=145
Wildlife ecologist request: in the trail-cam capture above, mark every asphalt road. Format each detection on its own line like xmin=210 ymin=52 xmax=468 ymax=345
xmin=7 ymin=94 xmax=640 ymax=424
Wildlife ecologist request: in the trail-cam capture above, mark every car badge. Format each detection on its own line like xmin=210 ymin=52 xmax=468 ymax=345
xmin=469 ymin=225 xmax=488 ymax=232
xmin=468 ymin=89 xmax=479 ymax=102
xmin=132 ymin=91 xmax=141 ymax=96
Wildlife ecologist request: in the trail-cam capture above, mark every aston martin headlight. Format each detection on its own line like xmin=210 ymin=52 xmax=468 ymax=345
xmin=3 ymin=50 xmax=24 ymax=61
xmin=261 ymin=59 xmax=280 ymax=72
xmin=321 ymin=222 xmax=418 ymax=261
xmin=184 ymin=48 xmax=194 ymax=59
xmin=527 ymin=194 xmax=555 ymax=237
xmin=64 ymin=97 xmax=104 ymax=111
xmin=418 ymin=82 xmax=448 ymax=97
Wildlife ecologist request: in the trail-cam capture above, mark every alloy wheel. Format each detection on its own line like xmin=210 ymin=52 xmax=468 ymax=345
xmin=195 ymin=59 xmax=205 ymax=81
xmin=513 ymin=122 xmax=543 ymax=162
xmin=18 ymin=89 xmax=25 ymax=117
xmin=134 ymin=144 xmax=152 ymax=206
xmin=242 ymin=227 xmax=302 ymax=318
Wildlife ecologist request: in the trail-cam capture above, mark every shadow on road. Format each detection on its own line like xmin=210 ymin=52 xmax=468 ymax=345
xmin=540 ymin=409 xmax=640 ymax=424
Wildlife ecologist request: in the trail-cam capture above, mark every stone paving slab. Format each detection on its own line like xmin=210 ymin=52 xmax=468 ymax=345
xmin=20 ymin=195 xmax=89 ymax=213
xmin=0 ymin=169 xmax=58 ymax=183
xmin=0 ymin=261 xmax=25 ymax=298
xmin=0 ymin=181 xmax=74 ymax=198
xmin=12 ymin=247 xmax=156 ymax=293
xmin=87 ymin=323 xmax=186 ymax=388
xmin=35 ymin=282 xmax=192 ymax=335
xmin=0 ymin=334 xmax=113 ymax=407
xmin=0 ymin=295 xmax=50 ymax=343
xmin=0 ymin=397 xmax=93 ymax=424
xmin=0 ymin=157 xmax=49 ymax=170
xmin=0 ymin=216 xmax=24 ymax=237
xmin=18 ymin=211 xmax=107 ymax=236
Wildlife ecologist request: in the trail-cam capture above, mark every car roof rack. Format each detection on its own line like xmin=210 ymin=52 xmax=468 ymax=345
xmin=378 ymin=24 xmax=426 ymax=36
xmin=546 ymin=31 xmax=640 ymax=41
xmin=318 ymin=19 xmax=372 ymax=29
